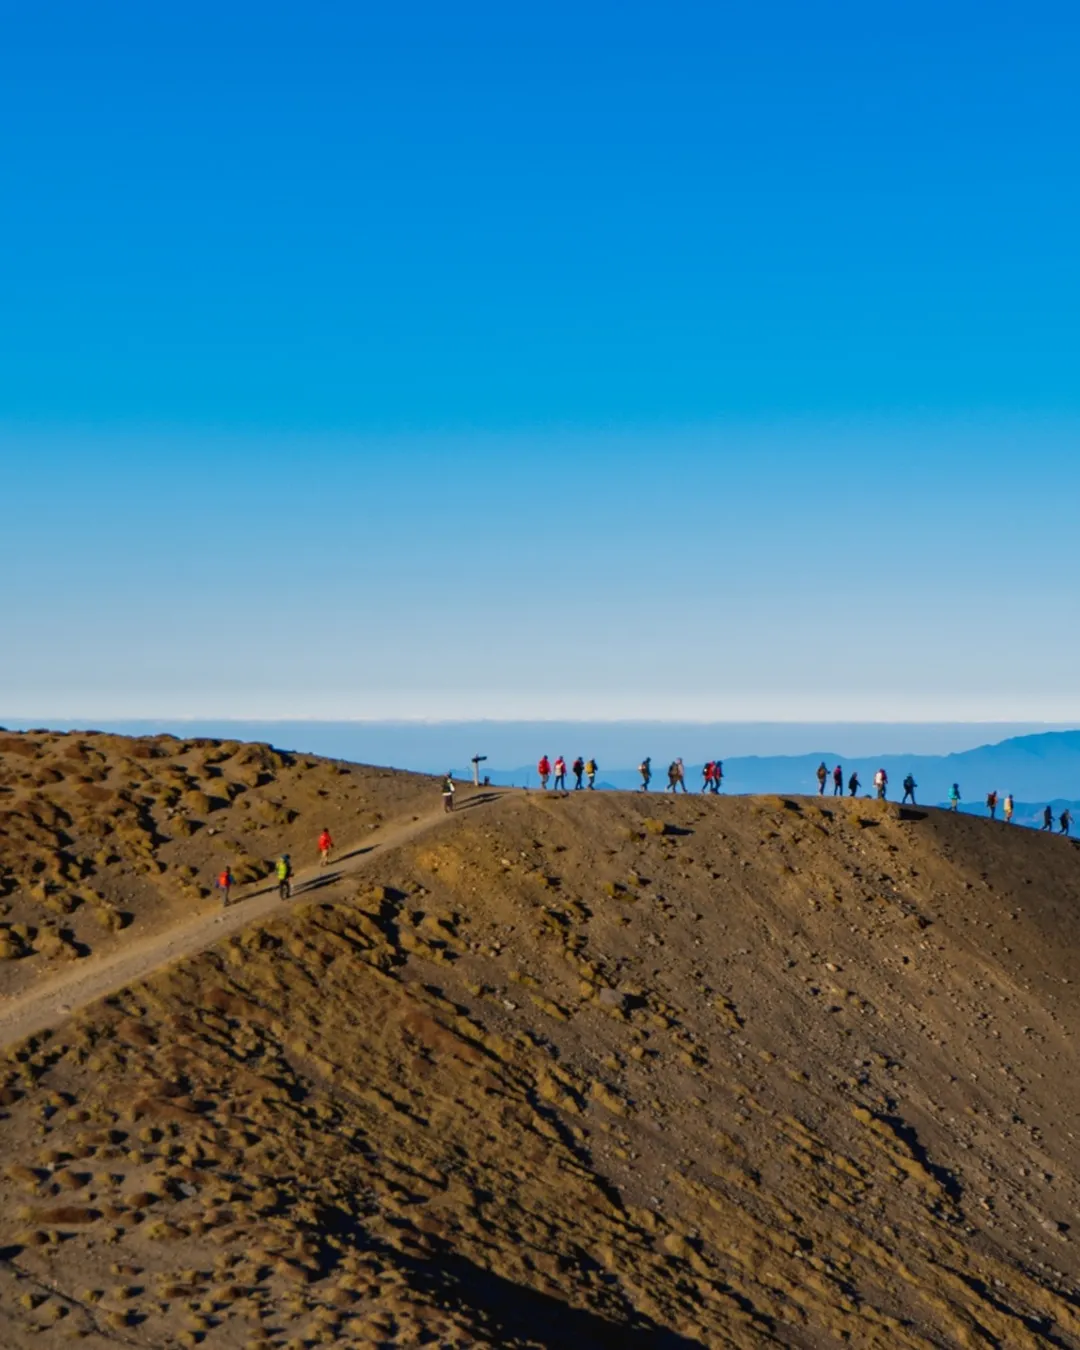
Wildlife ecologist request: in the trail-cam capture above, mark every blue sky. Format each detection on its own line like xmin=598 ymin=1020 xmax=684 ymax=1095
xmin=3 ymin=2 xmax=1079 ymax=722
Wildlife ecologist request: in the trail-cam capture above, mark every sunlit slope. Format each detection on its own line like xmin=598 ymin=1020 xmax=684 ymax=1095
xmin=2 ymin=778 xmax=1079 ymax=1346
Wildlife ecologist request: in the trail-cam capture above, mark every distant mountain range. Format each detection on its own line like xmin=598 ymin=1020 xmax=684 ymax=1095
xmin=485 ymin=731 xmax=1080 ymax=808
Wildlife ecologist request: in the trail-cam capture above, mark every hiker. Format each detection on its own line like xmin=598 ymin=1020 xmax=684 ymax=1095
xmin=585 ymin=757 xmax=598 ymax=789
xmin=874 ymin=768 xmax=888 ymax=801
xmin=848 ymin=772 xmax=860 ymax=797
xmin=537 ymin=755 xmax=551 ymax=790
xmin=667 ymin=758 xmax=687 ymax=793
xmin=572 ymin=756 xmax=585 ymax=789
xmin=703 ymin=761 xmax=716 ymax=793
xmin=216 ymin=865 xmax=233 ymax=908
xmin=832 ymin=764 xmax=843 ymax=796
xmin=986 ymin=790 xmax=998 ymax=820
xmin=276 ymin=854 xmax=292 ymax=901
xmin=441 ymin=774 xmax=456 ymax=812
xmin=553 ymin=756 xmax=567 ymax=791
xmin=1060 ymin=808 xmax=1072 ymax=836
xmin=1042 ymin=804 xmax=1054 ymax=831
xmin=949 ymin=783 xmax=961 ymax=811
xmin=901 ymin=774 xmax=917 ymax=805
xmin=1004 ymin=793 xmax=1014 ymax=824
xmin=318 ymin=827 xmax=333 ymax=865
xmin=639 ymin=757 xmax=652 ymax=791
xmin=816 ymin=762 xmax=828 ymax=795
xmin=713 ymin=759 xmax=723 ymax=792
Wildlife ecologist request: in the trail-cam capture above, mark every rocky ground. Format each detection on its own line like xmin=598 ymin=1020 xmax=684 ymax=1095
xmin=1 ymin=731 xmax=1079 ymax=1346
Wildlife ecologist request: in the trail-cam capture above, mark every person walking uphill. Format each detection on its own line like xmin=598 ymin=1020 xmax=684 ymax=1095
xmin=442 ymin=774 xmax=456 ymax=812
xmin=986 ymin=790 xmax=998 ymax=820
xmin=553 ymin=756 xmax=567 ymax=791
xmin=639 ymin=757 xmax=652 ymax=791
xmin=276 ymin=854 xmax=292 ymax=901
xmin=833 ymin=764 xmax=843 ymax=796
xmin=585 ymin=758 xmax=598 ymax=789
xmin=217 ymin=865 xmax=233 ymax=908
xmin=949 ymin=783 xmax=961 ymax=812
xmin=901 ymin=774 xmax=917 ymax=805
xmin=1060 ymin=808 xmax=1073 ymax=836
xmin=318 ymin=828 xmax=333 ymax=865
xmin=816 ymin=762 xmax=828 ymax=795
xmin=1043 ymin=804 xmax=1054 ymax=831
xmin=572 ymin=757 xmax=585 ymax=790
xmin=537 ymin=756 xmax=551 ymax=791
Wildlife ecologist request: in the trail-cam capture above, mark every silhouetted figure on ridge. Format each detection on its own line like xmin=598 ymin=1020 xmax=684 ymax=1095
xmin=986 ymin=790 xmax=998 ymax=820
xmin=1060 ymin=808 xmax=1072 ymax=836
xmin=572 ymin=756 xmax=585 ymax=790
xmin=639 ymin=758 xmax=652 ymax=790
xmin=1043 ymin=804 xmax=1054 ymax=831
xmin=848 ymin=772 xmax=860 ymax=797
xmin=901 ymin=774 xmax=917 ymax=805
xmin=949 ymin=783 xmax=961 ymax=811
xmin=816 ymin=762 xmax=828 ymax=795
xmin=832 ymin=764 xmax=843 ymax=795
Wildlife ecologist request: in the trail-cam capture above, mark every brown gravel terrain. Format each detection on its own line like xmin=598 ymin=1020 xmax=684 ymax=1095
xmin=2 ymin=732 xmax=1080 ymax=1347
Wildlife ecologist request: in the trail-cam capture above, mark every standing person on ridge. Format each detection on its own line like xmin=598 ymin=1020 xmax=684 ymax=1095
xmin=1003 ymin=793 xmax=1014 ymax=824
xmin=572 ymin=756 xmax=585 ymax=790
xmin=1060 ymin=808 xmax=1072 ymax=836
xmin=318 ymin=828 xmax=333 ymax=865
xmin=713 ymin=759 xmax=723 ymax=792
xmin=949 ymin=783 xmax=961 ymax=812
xmin=537 ymin=755 xmax=551 ymax=790
xmin=832 ymin=764 xmax=843 ymax=796
xmin=553 ymin=756 xmax=567 ymax=791
xmin=585 ymin=757 xmax=598 ymax=789
xmin=276 ymin=854 xmax=292 ymax=901
xmin=1043 ymin=804 xmax=1054 ymax=831
xmin=986 ymin=790 xmax=998 ymax=820
xmin=901 ymin=774 xmax=917 ymax=805
xmin=848 ymin=771 xmax=860 ymax=797
xmin=874 ymin=768 xmax=888 ymax=801
xmin=441 ymin=774 xmax=456 ymax=813
xmin=217 ymin=865 xmax=233 ymax=908
xmin=816 ymin=762 xmax=828 ymax=795
xmin=639 ymin=757 xmax=652 ymax=791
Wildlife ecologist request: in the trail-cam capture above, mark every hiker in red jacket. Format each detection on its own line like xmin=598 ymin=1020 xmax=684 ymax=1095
xmin=217 ymin=866 xmax=233 ymax=908
xmin=318 ymin=828 xmax=333 ymax=865
xmin=537 ymin=756 xmax=551 ymax=790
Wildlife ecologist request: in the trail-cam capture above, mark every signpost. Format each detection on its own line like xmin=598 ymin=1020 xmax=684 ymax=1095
xmin=471 ymin=754 xmax=488 ymax=787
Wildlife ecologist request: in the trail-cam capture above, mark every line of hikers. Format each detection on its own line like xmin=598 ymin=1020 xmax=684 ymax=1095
xmin=215 ymin=827 xmax=336 ymax=906
xmin=536 ymin=756 xmax=600 ymax=790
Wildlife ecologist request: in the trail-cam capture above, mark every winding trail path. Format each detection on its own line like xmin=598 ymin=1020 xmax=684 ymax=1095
xmin=0 ymin=789 xmax=506 ymax=1051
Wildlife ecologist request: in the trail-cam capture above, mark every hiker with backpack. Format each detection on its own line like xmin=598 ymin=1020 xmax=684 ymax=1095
xmin=318 ymin=828 xmax=333 ymax=865
xmin=217 ymin=865 xmax=233 ymax=908
xmin=585 ymin=757 xmax=598 ymax=789
xmin=832 ymin=764 xmax=843 ymax=796
xmin=901 ymin=774 xmax=917 ymax=805
xmin=639 ymin=757 xmax=652 ymax=791
xmin=572 ymin=756 xmax=585 ymax=789
xmin=949 ymin=783 xmax=961 ymax=811
xmin=442 ymin=774 xmax=456 ymax=812
xmin=537 ymin=755 xmax=551 ymax=790
xmin=816 ymin=762 xmax=828 ymax=795
xmin=1060 ymin=808 xmax=1072 ymax=836
xmin=703 ymin=761 xmax=716 ymax=793
xmin=1043 ymin=804 xmax=1054 ymax=831
xmin=986 ymin=790 xmax=998 ymax=820
xmin=848 ymin=771 xmax=860 ymax=797
xmin=874 ymin=768 xmax=888 ymax=801
xmin=713 ymin=759 xmax=723 ymax=793
xmin=276 ymin=854 xmax=292 ymax=900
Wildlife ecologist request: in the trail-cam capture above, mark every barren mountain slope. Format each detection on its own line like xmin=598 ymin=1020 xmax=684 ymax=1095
xmin=1 ymin=764 xmax=1080 ymax=1347
xmin=0 ymin=729 xmax=437 ymax=999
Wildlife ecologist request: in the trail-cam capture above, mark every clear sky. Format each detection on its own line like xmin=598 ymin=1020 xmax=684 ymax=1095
xmin=3 ymin=3 xmax=1079 ymax=723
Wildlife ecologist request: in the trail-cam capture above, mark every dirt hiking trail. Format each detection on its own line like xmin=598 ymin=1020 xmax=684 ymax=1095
xmin=0 ymin=789 xmax=504 ymax=1051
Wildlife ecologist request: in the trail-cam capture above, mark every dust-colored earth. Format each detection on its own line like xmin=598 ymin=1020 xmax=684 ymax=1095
xmin=1 ymin=729 xmax=1079 ymax=1347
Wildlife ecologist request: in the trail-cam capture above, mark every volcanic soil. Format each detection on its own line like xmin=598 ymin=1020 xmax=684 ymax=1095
xmin=1 ymin=730 xmax=1080 ymax=1347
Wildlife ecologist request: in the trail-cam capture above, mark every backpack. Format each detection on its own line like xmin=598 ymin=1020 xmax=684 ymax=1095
xmin=218 ymin=871 xmax=230 ymax=889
